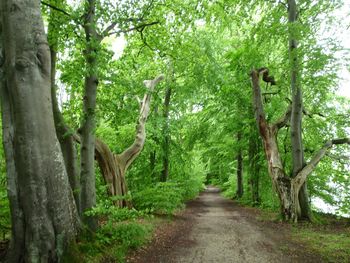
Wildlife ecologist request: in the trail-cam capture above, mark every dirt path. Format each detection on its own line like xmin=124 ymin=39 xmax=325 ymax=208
xmin=128 ymin=186 xmax=320 ymax=263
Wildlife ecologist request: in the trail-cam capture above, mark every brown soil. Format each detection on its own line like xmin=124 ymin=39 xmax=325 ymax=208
xmin=127 ymin=186 xmax=323 ymax=263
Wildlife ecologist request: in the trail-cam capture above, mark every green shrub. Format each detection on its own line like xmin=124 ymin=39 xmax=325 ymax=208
xmin=132 ymin=182 xmax=184 ymax=214
xmin=96 ymin=222 xmax=150 ymax=248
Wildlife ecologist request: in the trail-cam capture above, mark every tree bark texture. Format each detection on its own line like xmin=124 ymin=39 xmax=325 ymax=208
xmin=251 ymin=70 xmax=295 ymax=221
xmin=161 ymin=86 xmax=172 ymax=182
xmin=251 ymin=69 xmax=350 ymax=222
xmin=236 ymin=132 xmax=243 ymax=198
xmin=80 ymin=0 xmax=98 ymax=230
xmin=48 ymin=0 xmax=81 ymax=213
xmin=51 ymin=48 xmax=81 ymax=213
xmin=0 ymin=29 xmax=24 ymax=261
xmin=288 ymin=0 xmax=311 ymax=220
xmin=248 ymin=128 xmax=261 ymax=205
xmin=1 ymin=0 xmax=79 ymax=261
xmin=149 ymin=104 xmax=158 ymax=178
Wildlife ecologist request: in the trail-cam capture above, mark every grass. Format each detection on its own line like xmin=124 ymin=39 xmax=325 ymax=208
xmin=291 ymin=213 xmax=350 ymax=263
xmin=243 ymin=201 xmax=350 ymax=262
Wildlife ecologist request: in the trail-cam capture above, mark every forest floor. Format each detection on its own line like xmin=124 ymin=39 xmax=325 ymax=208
xmin=126 ymin=186 xmax=328 ymax=263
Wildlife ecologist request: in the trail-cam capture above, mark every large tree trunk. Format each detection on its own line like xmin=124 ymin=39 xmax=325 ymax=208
xmin=235 ymin=132 xmax=243 ymax=198
xmin=251 ymin=70 xmax=295 ymax=221
xmin=0 ymin=44 xmax=24 ymax=262
xmin=1 ymin=1 xmax=79 ymax=261
xmin=48 ymin=4 xmax=81 ymax=212
xmin=80 ymin=0 xmax=98 ymax=230
xmin=288 ymin=0 xmax=311 ymax=220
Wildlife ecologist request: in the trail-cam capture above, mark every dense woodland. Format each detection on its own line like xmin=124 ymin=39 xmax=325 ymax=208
xmin=0 ymin=0 xmax=349 ymax=262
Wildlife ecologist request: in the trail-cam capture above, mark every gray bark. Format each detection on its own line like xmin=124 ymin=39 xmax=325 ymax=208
xmin=0 ymin=26 xmax=24 ymax=261
xmin=1 ymin=0 xmax=78 ymax=261
xmin=288 ymin=0 xmax=311 ymax=220
xmin=47 ymin=0 xmax=80 ymax=213
xmin=50 ymin=48 xmax=81 ymax=213
xmin=161 ymin=86 xmax=172 ymax=182
xmin=149 ymin=104 xmax=158 ymax=177
xmin=248 ymin=128 xmax=260 ymax=205
xmin=80 ymin=0 xmax=98 ymax=230
xmin=236 ymin=132 xmax=243 ymax=198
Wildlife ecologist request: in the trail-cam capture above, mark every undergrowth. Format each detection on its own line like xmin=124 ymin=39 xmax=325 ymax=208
xmin=293 ymin=226 xmax=350 ymax=262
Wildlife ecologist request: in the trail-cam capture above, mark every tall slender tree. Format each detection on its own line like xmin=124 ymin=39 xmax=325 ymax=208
xmin=288 ymin=0 xmax=311 ymax=220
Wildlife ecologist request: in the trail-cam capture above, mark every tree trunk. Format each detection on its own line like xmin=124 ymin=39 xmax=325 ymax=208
xmin=1 ymin=1 xmax=79 ymax=260
xmin=51 ymin=49 xmax=81 ymax=212
xmin=251 ymin=70 xmax=295 ymax=221
xmin=288 ymin=0 xmax=311 ymax=220
xmin=248 ymin=129 xmax=260 ymax=205
xmin=94 ymin=139 xmax=129 ymax=207
xmin=79 ymin=76 xmax=164 ymax=207
xmin=236 ymin=132 xmax=243 ymax=198
xmin=250 ymin=69 xmax=349 ymax=222
xmin=49 ymin=8 xmax=81 ymax=211
xmin=149 ymin=105 xmax=158 ymax=178
xmin=0 ymin=43 xmax=24 ymax=262
xmin=80 ymin=0 xmax=98 ymax=230
xmin=161 ymin=86 xmax=172 ymax=182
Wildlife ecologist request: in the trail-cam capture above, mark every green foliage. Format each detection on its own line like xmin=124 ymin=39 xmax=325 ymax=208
xmin=86 ymin=206 xmax=148 ymax=223
xmin=96 ymin=222 xmax=150 ymax=248
xmin=132 ymin=182 xmax=185 ymax=215
xmin=75 ymin=221 xmax=152 ymax=263
xmin=0 ymin=191 xmax=10 ymax=240
xmin=0 ymin=119 xmax=10 ymax=241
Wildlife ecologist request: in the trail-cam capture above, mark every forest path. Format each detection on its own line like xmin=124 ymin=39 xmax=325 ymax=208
xmin=128 ymin=186 xmax=319 ymax=263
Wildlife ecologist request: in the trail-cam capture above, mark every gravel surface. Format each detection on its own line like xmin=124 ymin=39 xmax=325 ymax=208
xmin=167 ymin=186 xmax=285 ymax=263
xmin=128 ymin=186 xmax=321 ymax=263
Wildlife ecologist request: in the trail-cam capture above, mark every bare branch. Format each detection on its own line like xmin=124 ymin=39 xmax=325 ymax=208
xmin=302 ymin=107 xmax=325 ymax=118
xmin=119 ymin=75 xmax=164 ymax=170
xmin=293 ymin=138 xmax=350 ymax=188
xmin=102 ymin=21 xmax=159 ymax=39
xmin=41 ymin=1 xmax=71 ymax=17
xmin=100 ymin=18 xmax=145 ymax=38
xmin=273 ymin=103 xmax=292 ymax=130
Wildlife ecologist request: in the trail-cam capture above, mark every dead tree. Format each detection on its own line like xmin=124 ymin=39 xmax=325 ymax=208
xmin=251 ymin=69 xmax=349 ymax=222
xmin=93 ymin=75 xmax=163 ymax=207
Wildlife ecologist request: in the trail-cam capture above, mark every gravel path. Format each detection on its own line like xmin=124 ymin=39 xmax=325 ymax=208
xmin=128 ymin=186 xmax=321 ymax=263
xmin=168 ymin=186 xmax=285 ymax=263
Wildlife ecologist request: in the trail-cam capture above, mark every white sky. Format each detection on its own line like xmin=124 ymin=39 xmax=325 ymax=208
xmin=331 ymin=1 xmax=350 ymax=98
